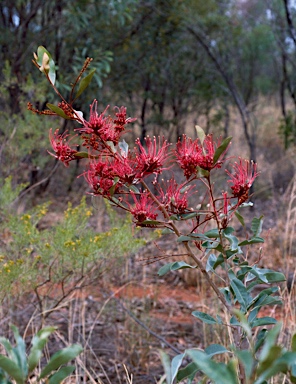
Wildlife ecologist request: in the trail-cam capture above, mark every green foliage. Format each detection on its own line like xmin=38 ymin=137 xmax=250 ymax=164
xmin=0 ymin=178 xmax=145 ymax=301
xmin=0 ymin=325 xmax=82 ymax=384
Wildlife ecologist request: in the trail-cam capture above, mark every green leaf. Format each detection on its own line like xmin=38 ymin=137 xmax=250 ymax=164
xmin=171 ymin=352 xmax=185 ymax=384
xmin=74 ymin=152 xmax=90 ymax=159
xmin=256 ymin=345 xmax=284 ymax=378
xmin=206 ymin=253 xmax=217 ymax=272
xmin=232 ymin=309 xmax=252 ymax=338
xmin=230 ymin=278 xmax=251 ymax=312
xmin=140 ymin=219 xmax=163 ymax=226
xmin=39 ymin=344 xmax=83 ymax=379
xmin=0 ymin=338 xmax=13 ymax=357
xmin=222 ymin=227 xmax=239 ymax=251
xmin=263 ymin=271 xmax=286 ymax=283
xmin=204 ymin=344 xmax=230 ymax=357
xmin=0 ymin=356 xmax=24 ymax=384
xmin=213 ymin=136 xmax=232 ymax=165
xmin=235 ymin=211 xmax=245 ymax=227
xmin=251 ymin=317 xmax=277 ymax=328
xmin=238 ymin=237 xmax=264 ymax=246
xmin=255 ymin=329 xmax=268 ymax=353
xmin=236 ymin=350 xmax=254 ymax=379
xmin=176 ymin=362 xmax=199 ymax=382
xmin=187 ymin=349 xmax=237 ymax=384
xmin=204 ymin=229 xmax=219 ymax=238
xmin=192 ymin=311 xmax=217 ymax=324
xmin=28 ymin=327 xmax=56 ymax=373
xmin=157 ymin=261 xmax=196 ymax=276
xmin=213 ymin=253 xmax=225 ymax=269
xmin=48 ymin=365 xmax=75 ymax=384
xmin=251 ymin=216 xmax=264 ymax=237
xmin=159 ymin=350 xmax=171 ymax=384
xmin=292 ymin=334 xmax=296 ymax=352
xmin=75 ymin=68 xmax=96 ymax=99
xmin=177 ymin=233 xmax=211 ymax=242
xmin=47 ymin=104 xmax=72 ymax=120
xmin=195 ymin=125 xmax=206 ymax=145
xmin=259 ymin=323 xmax=282 ymax=362
xmin=10 ymin=326 xmax=27 ymax=379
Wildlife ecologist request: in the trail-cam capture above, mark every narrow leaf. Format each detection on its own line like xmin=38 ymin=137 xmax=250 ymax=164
xmin=213 ymin=136 xmax=232 ymax=165
xmin=47 ymin=104 xmax=72 ymax=120
xmin=204 ymin=229 xmax=219 ymax=238
xmin=238 ymin=237 xmax=264 ymax=246
xmin=230 ymin=278 xmax=251 ymax=311
xmin=75 ymin=68 xmax=96 ymax=99
xmin=0 ymin=356 xmax=24 ymax=384
xmin=235 ymin=211 xmax=245 ymax=227
xmin=204 ymin=344 xmax=230 ymax=357
xmin=251 ymin=216 xmax=264 ymax=237
xmin=187 ymin=349 xmax=237 ymax=384
xmin=251 ymin=317 xmax=277 ymax=328
xmin=171 ymin=353 xmax=185 ymax=384
xmin=159 ymin=350 xmax=172 ymax=384
xmin=48 ymin=365 xmax=75 ymax=384
xmin=28 ymin=326 xmax=56 ymax=373
xmin=176 ymin=362 xmax=199 ymax=382
xmin=236 ymin=350 xmax=254 ymax=379
xmin=192 ymin=311 xmax=217 ymax=324
xmin=195 ymin=125 xmax=206 ymax=145
xmin=39 ymin=344 xmax=83 ymax=379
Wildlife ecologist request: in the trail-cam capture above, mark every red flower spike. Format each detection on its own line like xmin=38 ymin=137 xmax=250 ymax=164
xmin=129 ymin=192 xmax=158 ymax=223
xmin=48 ymin=129 xmax=78 ymax=167
xmin=135 ymin=136 xmax=170 ymax=178
xmin=80 ymin=100 xmax=111 ymax=135
xmin=158 ymin=178 xmax=195 ymax=214
xmin=226 ymin=159 xmax=259 ymax=204
xmin=198 ymin=134 xmax=225 ymax=171
xmin=113 ymin=106 xmax=137 ymax=132
xmin=175 ymin=135 xmax=202 ymax=179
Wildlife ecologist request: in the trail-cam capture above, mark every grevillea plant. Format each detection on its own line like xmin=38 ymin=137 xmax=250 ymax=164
xmin=29 ymin=46 xmax=296 ymax=383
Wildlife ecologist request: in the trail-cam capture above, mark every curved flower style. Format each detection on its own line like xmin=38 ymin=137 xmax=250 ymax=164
xmin=226 ymin=159 xmax=259 ymax=204
xmin=48 ymin=129 xmax=78 ymax=167
xmin=135 ymin=136 xmax=171 ymax=178
xmin=129 ymin=192 xmax=158 ymax=224
xmin=158 ymin=178 xmax=195 ymax=214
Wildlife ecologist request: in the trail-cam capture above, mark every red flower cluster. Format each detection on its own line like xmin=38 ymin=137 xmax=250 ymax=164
xmin=48 ymin=129 xmax=78 ymax=166
xmin=176 ymin=134 xmax=226 ymax=179
xmin=226 ymin=159 xmax=259 ymax=204
xmin=158 ymin=178 xmax=195 ymax=214
xmin=47 ymin=99 xmax=259 ymax=226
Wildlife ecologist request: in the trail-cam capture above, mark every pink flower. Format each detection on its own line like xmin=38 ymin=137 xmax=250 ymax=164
xmin=226 ymin=159 xmax=259 ymax=204
xmin=129 ymin=192 xmax=158 ymax=223
xmin=158 ymin=178 xmax=195 ymax=214
xmin=135 ymin=136 xmax=170 ymax=178
xmin=48 ymin=129 xmax=78 ymax=167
